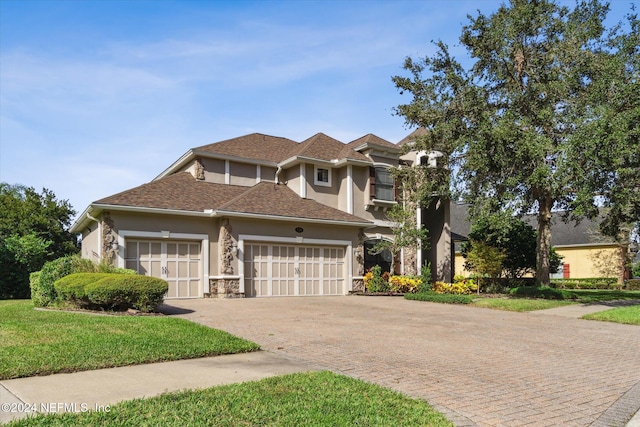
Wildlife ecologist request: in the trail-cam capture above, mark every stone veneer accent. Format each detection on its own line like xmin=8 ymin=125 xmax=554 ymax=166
xmin=102 ymin=212 xmax=118 ymax=266
xmin=207 ymin=277 xmax=244 ymax=298
xmin=356 ymin=228 xmax=365 ymax=275
xmin=219 ymin=218 xmax=234 ymax=275
xmin=351 ymin=278 xmax=365 ymax=294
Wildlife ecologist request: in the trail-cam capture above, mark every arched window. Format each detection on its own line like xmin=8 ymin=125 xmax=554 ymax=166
xmin=364 ymin=239 xmax=393 ymax=274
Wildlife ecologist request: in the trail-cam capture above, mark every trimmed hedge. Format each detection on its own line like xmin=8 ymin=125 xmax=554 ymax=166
xmin=625 ymin=279 xmax=640 ymax=290
xmin=54 ymin=273 xmax=168 ymax=312
xmin=85 ymin=275 xmax=168 ymax=312
xmin=54 ymin=273 xmax=113 ymax=305
xmin=405 ymin=291 xmax=473 ymax=304
xmin=509 ymin=286 xmax=573 ymax=300
xmin=551 ymin=277 xmax=619 ymax=289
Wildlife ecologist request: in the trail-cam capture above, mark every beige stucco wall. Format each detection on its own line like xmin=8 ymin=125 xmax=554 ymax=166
xmin=201 ymin=158 xmax=225 ymax=184
xmin=80 ymin=225 xmax=102 ymax=264
xmin=229 ymin=161 xmax=257 ymax=186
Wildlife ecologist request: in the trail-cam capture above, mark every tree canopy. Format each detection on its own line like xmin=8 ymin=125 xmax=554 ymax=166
xmin=392 ymin=0 xmax=638 ymax=285
xmin=0 ymin=183 xmax=78 ymax=298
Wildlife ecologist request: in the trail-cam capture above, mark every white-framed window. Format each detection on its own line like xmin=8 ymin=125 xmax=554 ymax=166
xmin=314 ymin=166 xmax=331 ymax=187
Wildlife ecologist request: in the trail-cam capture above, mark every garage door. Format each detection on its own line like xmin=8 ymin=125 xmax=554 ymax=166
xmin=244 ymin=244 xmax=345 ymax=297
xmin=125 ymin=240 xmax=201 ymax=298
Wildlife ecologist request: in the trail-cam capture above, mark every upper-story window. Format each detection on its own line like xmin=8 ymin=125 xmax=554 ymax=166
xmin=314 ymin=166 xmax=331 ymax=187
xmin=374 ymin=167 xmax=394 ymax=201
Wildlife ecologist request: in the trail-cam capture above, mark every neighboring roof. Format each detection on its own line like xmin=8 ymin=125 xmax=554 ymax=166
xmin=292 ymin=133 xmax=369 ymax=163
xmin=94 ymin=172 xmax=244 ymax=212
xmin=89 ymin=172 xmax=371 ymax=226
xmin=450 ymin=202 xmax=614 ymax=246
xmin=193 ymin=133 xmax=299 ymax=163
xmin=218 ymin=181 xmax=371 ymax=224
xmin=347 ymin=134 xmax=399 ymax=151
xmin=450 ymin=203 xmax=472 ymax=241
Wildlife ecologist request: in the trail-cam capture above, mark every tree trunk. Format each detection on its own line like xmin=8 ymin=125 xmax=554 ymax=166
xmin=536 ymin=197 xmax=553 ymax=286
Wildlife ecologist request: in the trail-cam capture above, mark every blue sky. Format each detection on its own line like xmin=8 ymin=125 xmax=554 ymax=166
xmin=0 ymin=0 xmax=634 ymax=220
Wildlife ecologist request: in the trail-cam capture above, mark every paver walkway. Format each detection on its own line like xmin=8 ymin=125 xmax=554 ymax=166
xmin=168 ymin=296 xmax=640 ymax=427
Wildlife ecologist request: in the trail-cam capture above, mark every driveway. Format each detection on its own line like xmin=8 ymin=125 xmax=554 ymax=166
xmin=166 ymin=296 xmax=640 ymax=427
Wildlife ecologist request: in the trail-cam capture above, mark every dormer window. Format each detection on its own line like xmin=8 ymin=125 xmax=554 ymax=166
xmin=314 ymin=166 xmax=331 ymax=187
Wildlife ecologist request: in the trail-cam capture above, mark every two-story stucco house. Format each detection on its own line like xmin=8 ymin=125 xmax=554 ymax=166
xmin=70 ymin=130 xmax=451 ymax=298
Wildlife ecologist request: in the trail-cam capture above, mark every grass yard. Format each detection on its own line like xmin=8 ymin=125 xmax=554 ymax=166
xmin=471 ymin=289 xmax=640 ymax=314
xmin=471 ymin=298 xmax=573 ymax=312
xmin=582 ymin=305 xmax=640 ymax=325
xmin=7 ymin=371 xmax=453 ymax=427
xmin=0 ymin=300 xmax=259 ymax=380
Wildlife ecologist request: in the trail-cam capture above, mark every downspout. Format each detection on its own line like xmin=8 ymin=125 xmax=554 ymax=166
xmin=275 ymin=166 xmax=283 ymax=185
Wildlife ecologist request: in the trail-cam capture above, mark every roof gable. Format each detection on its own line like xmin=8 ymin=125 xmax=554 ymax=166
xmin=194 ymin=133 xmax=298 ymax=163
xmin=293 ymin=133 xmax=369 ymax=163
xmin=347 ymin=133 xmax=398 ymax=151
xmin=397 ymin=128 xmax=428 ymax=146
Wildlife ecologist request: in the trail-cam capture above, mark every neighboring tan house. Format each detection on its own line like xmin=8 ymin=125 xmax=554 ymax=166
xmin=451 ymin=203 xmax=624 ymax=279
xmin=71 ymin=131 xmax=451 ymax=299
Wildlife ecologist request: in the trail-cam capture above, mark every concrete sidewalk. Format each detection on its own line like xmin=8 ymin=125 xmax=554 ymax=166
xmin=0 ymin=351 xmax=316 ymax=424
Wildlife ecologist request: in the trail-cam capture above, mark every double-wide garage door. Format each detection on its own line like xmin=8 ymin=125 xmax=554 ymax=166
xmin=125 ymin=240 xmax=201 ymax=298
xmin=244 ymin=244 xmax=345 ymax=297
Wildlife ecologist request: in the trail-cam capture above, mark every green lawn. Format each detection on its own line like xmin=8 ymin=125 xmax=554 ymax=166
xmin=0 ymin=300 xmax=259 ymax=380
xmin=7 ymin=371 xmax=453 ymax=427
xmin=582 ymin=305 xmax=640 ymax=325
xmin=470 ymin=289 xmax=640 ymax=314
xmin=471 ymin=298 xmax=574 ymax=312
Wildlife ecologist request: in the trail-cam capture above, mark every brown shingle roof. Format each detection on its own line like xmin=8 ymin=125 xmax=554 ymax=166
xmin=95 ymin=172 xmax=244 ymax=212
xmin=293 ymin=133 xmax=370 ymax=163
xmin=194 ymin=133 xmax=298 ymax=163
xmin=95 ymin=172 xmax=371 ymax=224
xmin=218 ymin=182 xmax=371 ymax=224
xmin=347 ymin=133 xmax=398 ymax=150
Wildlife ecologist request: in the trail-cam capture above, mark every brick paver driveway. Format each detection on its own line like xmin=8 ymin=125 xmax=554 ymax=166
xmin=167 ymin=296 xmax=640 ymax=427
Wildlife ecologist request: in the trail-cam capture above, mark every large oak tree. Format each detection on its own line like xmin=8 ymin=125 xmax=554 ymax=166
xmin=393 ymin=0 xmax=638 ymax=285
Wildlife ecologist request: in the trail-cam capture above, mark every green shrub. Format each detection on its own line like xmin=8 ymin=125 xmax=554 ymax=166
xmin=625 ymin=279 xmax=640 ymax=290
xmin=84 ymin=275 xmax=168 ymax=312
xmin=364 ymin=265 xmax=390 ymax=293
xmin=551 ymin=278 xmax=619 ymax=289
xmin=54 ymin=273 xmax=113 ymax=306
xmin=509 ymin=286 xmax=573 ymax=300
xmin=31 ymin=256 xmax=99 ymax=307
xmin=96 ymin=263 xmax=137 ymax=274
xmin=29 ymin=271 xmax=41 ymax=299
xmin=405 ymin=291 xmax=473 ymax=304
xmin=418 ymin=261 xmax=432 ymax=293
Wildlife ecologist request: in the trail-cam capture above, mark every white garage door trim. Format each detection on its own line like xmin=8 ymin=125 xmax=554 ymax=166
xmin=117 ymin=230 xmax=209 ymax=295
xmin=238 ymin=234 xmax=353 ymax=295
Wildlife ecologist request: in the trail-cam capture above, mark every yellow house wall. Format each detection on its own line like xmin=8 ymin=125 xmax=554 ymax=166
xmin=555 ymin=245 xmax=621 ymax=278
xmin=454 ymin=245 xmax=622 ymax=279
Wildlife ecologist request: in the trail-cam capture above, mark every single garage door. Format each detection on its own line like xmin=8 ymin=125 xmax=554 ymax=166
xmin=125 ymin=240 xmax=201 ymax=298
xmin=244 ymin=244 xmax=345 ymax=297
